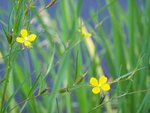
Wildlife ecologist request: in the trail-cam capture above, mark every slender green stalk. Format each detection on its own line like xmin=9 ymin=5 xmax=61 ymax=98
xmin=1 ymin=44 xmax=13 ymax=112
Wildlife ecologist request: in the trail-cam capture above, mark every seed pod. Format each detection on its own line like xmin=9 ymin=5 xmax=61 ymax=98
xmin=74 ymin=75 xmax=84 ymax=85
xmin=73 ymin=71 xmax=88 ymax=86
xmin=99 ymin=95 xmax=105 ymax=104
xmin=40 ymin=87 xmax=50 ymax=95
xmin=59 ymin=87 xmax=69 ymax=93
xmin=7 ymin=32 xmax=13 ymax=44
xmin=25 ymin=6 xmax=31 ymax=16
xmin=2 ymin=26 xmax=13 ymax=44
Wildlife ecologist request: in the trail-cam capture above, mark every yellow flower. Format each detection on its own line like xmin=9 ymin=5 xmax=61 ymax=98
xmin=78 ymin=28 xmax=92 ymax=37
xmin=89 ymin=76 xmax=110 ymax=94
xmin=16 ymin=29 xmax=37 ymax=48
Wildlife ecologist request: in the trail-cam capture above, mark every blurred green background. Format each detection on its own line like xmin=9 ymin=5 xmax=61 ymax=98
xmin=0 ymin=0 xmax=150 ymax=113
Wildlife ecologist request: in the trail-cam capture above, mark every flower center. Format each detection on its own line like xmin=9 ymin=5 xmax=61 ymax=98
xmin=24 ymin=36 xmax=28 ymax=41
xmin=98 ymin=84 xmax=101 ymax=87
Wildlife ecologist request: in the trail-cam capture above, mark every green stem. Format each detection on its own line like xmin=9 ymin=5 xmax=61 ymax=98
xmin=1 ymin=44 xmax=13 ymax=112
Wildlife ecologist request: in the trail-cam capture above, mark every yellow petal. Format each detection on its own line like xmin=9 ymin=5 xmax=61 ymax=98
xmin=92 ymin=87 xmax=100 ymax=94
xmin=99 ymin=76 xmax=107 ymax=84
xmin=21 ymin=29 xmax=28 ymax=37
xmin=83 ymin=33 xmax=92 ymax=37
xmin=16 ymin=37 xmax=24 ymax=43
xmin=86 ymin=33 xmax=92 ymax=37
xmin=89 ymin=77 xmax=98 ymax=86
xmin=101 ymin=83 xmax=110 ymax=91
xmin=24 ymin=41 xmax=32 ymax=47
xmin=28 ymin=34 xmax=37 ymax=41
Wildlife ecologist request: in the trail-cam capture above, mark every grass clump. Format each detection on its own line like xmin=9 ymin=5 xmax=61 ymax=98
xmin=0 ymin=0 xmax=150 ymax=113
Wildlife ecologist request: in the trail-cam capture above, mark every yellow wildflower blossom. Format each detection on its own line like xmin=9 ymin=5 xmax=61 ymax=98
xmin=89 ymin=76 xmax=110 ymax=94
xmin=78 ymin=27 xmax=92 ymax=37
xmin=16 ymin=29 xmax=37 ymax=48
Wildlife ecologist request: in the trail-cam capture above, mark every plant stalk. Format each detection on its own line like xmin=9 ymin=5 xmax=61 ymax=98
xmin=1 ymin=44 xmax=13 ymax=112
